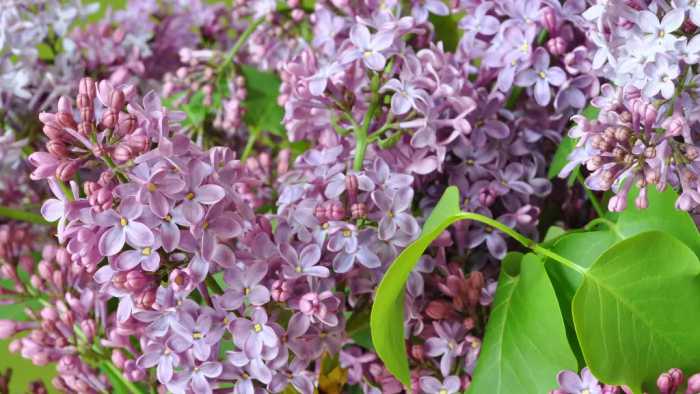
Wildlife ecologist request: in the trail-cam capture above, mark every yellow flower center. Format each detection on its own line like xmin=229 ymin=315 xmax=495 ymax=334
xmin=519 ymin=42 xmax=529 ymax=53
xmin=164 ymin=214 xmax=172 ymax=222
xmin=342 ymin=229 xmax=352 ymax=237
xmin=363 ymin=50 xmax=374 ymax=59
xmin=141 ymin=247 xmax=152 ymax=256
xmin=295 ymin=265 xmax=302 ymax=273
xmin=254 ymin=323 xmax=263 ymax=333
xmin=185 ymin=192 xmax=195 ymax=200
xmin=147 ymin=183 xmax=157 ymax=192
xmin=439 ymin=390 xmax=448 ymax=394
xmin=119 ymin=217 xmax=128 ymax=227
xmin=387 ymin=211 xmax=394 ymax=218
xmin=322 ymin=222 xmax=329 ymax=230
xmin=538 ymin=71 xmax=546 ymax=79
xmin=192 ymin=331 xmax=203 ymax=340
xmin=202 ymin=221 xmax=209 ymax=230
xmin=244 ymin=287 xmax=250 ymax=295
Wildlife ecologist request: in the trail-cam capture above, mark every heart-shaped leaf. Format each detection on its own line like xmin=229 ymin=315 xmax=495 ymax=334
xmin=573 ymin=231 xmax=700 ymax=393
xmin=370 ymin=186 xmax=461 ymax=388
xmin=467 ymin=252 xmax=578 ymax=393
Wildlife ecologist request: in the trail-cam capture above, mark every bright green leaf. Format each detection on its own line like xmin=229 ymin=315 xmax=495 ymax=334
xmin=370 ymin=186 xmax=461 ymax=388
xmin=617 ymin=187 xmax=700 ymax=257
xmin=573 ymin=231 xmax=700 ymax=393
xmin=548 ymin=137 xmax=576 ymax=179
xmin=468 ymin=253 xmax=578 ymax=394
xmin=429 ymin=12 xmax=464 ymax=53
xmin=544 ymin=231 xmax=617 ymax=365
xmin=240 ymin=65 xmax=285 ymax=135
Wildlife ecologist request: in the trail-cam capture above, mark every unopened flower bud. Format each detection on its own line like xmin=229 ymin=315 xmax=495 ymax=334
xmin=328 ymin=201 xmax=345 ymax=220
xmin=80 ymin=107 xmax=93 ymax=123
xmin=547 ymin=37 xmax=567 ymax=56
xmin=78 ymin=77 xmax=96 ymax=99
xmin=47 ymin=140 xmax=68 ymax=158
xmin=410 ymin=344 xmax=424 ymax=362
xmin=42 ymin=123 xmax=63 ymax=140
xmin=291 ymin=9 xmax=304 ymax=21
xmin=351 ymin=202 xmax=367 ymax=219
xmin=687 ymin=373 xmax=700 ymax=393
xmin=541 ymin=7 xmax=557 ymax=33
xmin=117 ymin=113 xmax=137 ymax=136
xmin=76 ymin=93 xmax=92 ymax=110
xmin=101 ymin=109 xmax=119 ymax=129
xmin=55 ymin=160 xmax=80 ymax=181
xmin=608 ymin=194 xmax=627 ymax=212
xmin=426 ymin=300 xmax=452 ymax=319
xmin=0 ymin=320 xmax=17 ymax=339
xmin=113 ymin=144 xmax=133 ymax=163
xmin=346 ymin=174 xmax=359 ymax=199
xmin=110 ymin=90 xmax=125 ymax=111
xmin=277 ymin=148 xmax=291 ymax=175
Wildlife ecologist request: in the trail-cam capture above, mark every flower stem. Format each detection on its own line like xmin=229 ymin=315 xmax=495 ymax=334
xmin=241 ymin=126 xmax=260 ymax=161
xmin=456 ymin=212 xmax=587 ymax=274
xmin=219 ymin=17 xmax=265 ymax=74
xmin=353 ymin=72 xmax=381 ymax=171
xmin=0 ymin=206 xmax=50 ymax=225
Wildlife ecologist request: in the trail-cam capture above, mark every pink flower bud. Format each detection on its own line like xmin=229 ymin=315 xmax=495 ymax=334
xmin=291 ymin=9 xmax=304 ymax=21
xmin=687 ymin=373 xmax=700 ymax=393
xmin=55 ymin=160 xmax=80 ymax=182
xmin=47 ymin=140 xmax=68 ymax=158
xmin=126 ymin=270 xmax=149 ymax=291
xmin=112 ymin=144 xmax=133 ymax=163
xmin=608 ymin=194 xmax=627 ymax=212
xmin=328 ymin=201 xmax=345 ymax=220
xmin=80 ymin=107 xmax=94 ymax=123
xmin=42 ymin=123 xmax=63 ymax=140
xmin=112 ymin=349 xmax=127 ymax=369
xmin=0 ymin=320 xmax=17 ymax=339
xmin=277 ymin=148 xmax=291 ymax=175
xmin=101 ymin=109 xmax=119 ymax=129
xmin=110 ymin=90 xmax=125 ymax=111
xmin=547 ymin=37 xmax=567 ymax=56
xmin=80 ymin=320 xmax=96 ymax=341
xmin=76 ymin=93 xmax=92 ymax=110
xmin=117 ymin=113 xmax=137 ymax=136
xmin=78 ymin=77 xmax=96 ymax=99
xmin=410 ymin=344 xmax=424 ymax=361
xmin=350 ymin=202 xmax=367 ymax=219
xmin=635 ymin=187 xmax=648 ymax=209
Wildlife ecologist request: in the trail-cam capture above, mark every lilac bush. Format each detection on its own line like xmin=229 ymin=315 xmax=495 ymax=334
xmin=2 ymin=0 xmax=700 ymax=393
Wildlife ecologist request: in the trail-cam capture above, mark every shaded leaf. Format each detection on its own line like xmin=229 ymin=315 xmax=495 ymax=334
xmin=468 ymin=253 xmax=578 ymax=394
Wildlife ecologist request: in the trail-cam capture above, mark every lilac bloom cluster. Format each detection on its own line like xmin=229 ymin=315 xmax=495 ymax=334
xmin=563 ymin=2 xmax=700 ymax=211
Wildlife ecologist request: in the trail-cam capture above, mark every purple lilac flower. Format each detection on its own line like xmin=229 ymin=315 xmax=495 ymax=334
xmin=515 ymin=47 xmax=566 ymax=106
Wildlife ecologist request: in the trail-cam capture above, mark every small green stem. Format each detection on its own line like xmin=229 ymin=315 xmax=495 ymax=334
xmin=456 ymin=212 xmax=587 ymax=274
xmin=102 ymin=156 xmax=128 ymax=183
xmin=576 ymin=173 xmax=605 ymax=217
xmin=585 ymin=217 xmax=625 ymax=240
xmin=353 ymin=73 xmax=381 ymax=171
xmin=219 ymin=17 xmax=265 ymax=74
xmin=57 ymin=180 xmax=74 ymax=201
xmin=241 ymin=126 xmax=260 ymax=161
xmin=101 ymin=359 xmax=144 ymax=394
xmin=0 ymin=206 xmax=50 ymax=225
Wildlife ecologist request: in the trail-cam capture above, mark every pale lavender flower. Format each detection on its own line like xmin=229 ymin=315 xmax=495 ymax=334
xmin=425 ymin=321 xmax=466 ymax=376
xmin=220 ymin=262 xmax=270 ymax=310
xmin=643 ymin=55 xmax=680 ymax=99
xmin=342 ymin=24 xmax=394 ymax=71
xmin=96 ymin=198 xmax=155 ymax=256
xmin=280 ymin=243 xmax=329 ymax=279
xmin=515 ymin=47 xmax=566 ymax=106
xmin=175 ymin=160 xmax=225 ymax=224
xmin=308 ymin=62 xmax=344 ymax=96
xmin=371 ymin=188 xmax=419 ymax=240
xmin=167 ymin=362 xmax=222 ymax=394
xmin=419 ymin=375 xmax=461 ymax=394
xmin=172 ymin=308 xmax=225 ymax=361
xmin=555 ymin=368 xmax=603 ymax=394
xmin=380 ymin=77 xmax=428 ymax=115
xmin=136 ymin=336 xmax=190 ymax=384
xmin=121 ymin=162 xmax=185 ymax=217
xmin=231 ymin=308 xmax=278 ymax=356
xmin=332 ymin=229 xmax=382 ymax=272
xmin=114 ymin=237 xmax=162 ymax=272
xmin=411 ymin=0 xmax=449 ymax=23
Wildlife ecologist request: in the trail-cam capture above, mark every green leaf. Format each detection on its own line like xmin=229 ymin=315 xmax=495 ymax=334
xmin=468 ymin=253 xmax=578 ymax=394
xmin=617 ymin=187 xmax=700 ymax=257
xmin=370 ymin=186 xmax=462 ymax=388
xmin=182 ymin=91 xmax=206 ymax=126
xmin=573 ymin=231 xmax=700 ymax=393
xmin=548 ymin=137 xmax=576 ymax=179
xmin=239 ymin=65 xmax=285 ymax=135
xmin=429 ymin=12 xmax=464 ymax=53
xmin=582 ymin=104 xmax=600 ymax=120
xmin=544 ymin=231 xmax=617 ymax=365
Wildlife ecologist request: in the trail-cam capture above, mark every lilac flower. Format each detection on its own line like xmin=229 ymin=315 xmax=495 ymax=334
xmin=114 ymin=237 xmax=162 ymax=272
xmin=419 ymin=375 xmax=461 ymax=394
xmin=172 ymin=309 xmax=225 ymax=361
xmin=555 ymin=368 xmax=602 ymax=394
xmin=515 ymin=47 xmax=566 ymax=106
xmin=459 ymin=3 xmax=499 ymax=38
xmin=167 ymin=362 xmax=222 ymax=394
xmin=175 ymin=160 xmax=225 ymax=224
xmin=308 ymin=62 xmax=344 ymax=96
xmin=121 ymin=162 xmax=185 ymax=217
xmin=96 ymin=198 xmax=155 ymax=256
xmin=342 ymin=24 xmax=394 ymax=71
xmin=371 ymin=188 xmax=419 ymax=240
xmin=637 ymin=9 xmax=683 ymax=49
xmin=425 ymin=321 xmax=466 ymax=376
xmin=136 ymin=336 xmax=190 ymax=384
xmin=231 ymin=308 xmax=278 ymax=356
xmin=643 ymin=55 xmax=680 ymax=99
xmin=219 ymin=262 xmax=270 ymax=310
xmin=40 ymin=179 xmax=81 ymax=243
xmin=280 ymin=243 xmax=329 ymax=279
xmin=411 ymin=0 xmax=449 ymax=23
xmin=332 ymin=229 xmax=382 ymax=272
xmin=380 ymin=77 xmax=428 ymax=115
